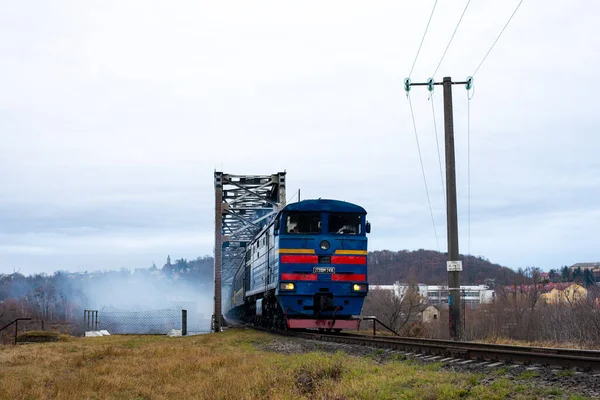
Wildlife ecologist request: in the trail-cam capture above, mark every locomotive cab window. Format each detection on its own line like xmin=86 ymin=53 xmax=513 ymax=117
xmin=328 ymin=213 xmax=362 ymax=235
xmin=286 ymin=213 xmax=321 ymax=234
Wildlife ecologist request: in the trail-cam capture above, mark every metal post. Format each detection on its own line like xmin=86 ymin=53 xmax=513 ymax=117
xmin=182 ymin=309 xmax=188 ymax=336
xmin=443 ymin=76 xmax=462 ymax=341
xmin=214 ymin=172 xmax=223 ymax=333
xmin=462 ymin=288 xmax=466 ymax=339
xmin=373 ymin=320 xmax=376 ymax=336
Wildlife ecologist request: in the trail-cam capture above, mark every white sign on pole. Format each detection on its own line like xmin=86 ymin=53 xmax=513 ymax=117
xmin=447 ymin=260 xmax=463 ymax=272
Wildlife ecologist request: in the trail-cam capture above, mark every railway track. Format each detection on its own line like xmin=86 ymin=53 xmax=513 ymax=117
xmin=248 ymin=325 xmax=600 ymax=371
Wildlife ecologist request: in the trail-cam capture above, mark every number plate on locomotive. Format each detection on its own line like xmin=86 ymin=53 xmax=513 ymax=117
xmin=313 ymin=267 xmax=335 ymax=274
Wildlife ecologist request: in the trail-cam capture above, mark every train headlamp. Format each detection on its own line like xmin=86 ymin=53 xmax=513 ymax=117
xmin=353 ymin=284 xmax=367 ymax=292
xmin=280 ymin=282 xmax=295 ymax=290
xmin=320 ymin=240 xmax=330 ymax=250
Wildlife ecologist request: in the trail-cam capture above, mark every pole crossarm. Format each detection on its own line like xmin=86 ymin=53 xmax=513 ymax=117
xmin=404 ymin=76 xmax=473 ymax=94
xmin=213 ymin=171 xmax=287 ymax=332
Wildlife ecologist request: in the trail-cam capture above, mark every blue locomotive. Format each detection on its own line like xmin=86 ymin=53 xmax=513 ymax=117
xmin=227 ymin=199 xmax=370 ymax=331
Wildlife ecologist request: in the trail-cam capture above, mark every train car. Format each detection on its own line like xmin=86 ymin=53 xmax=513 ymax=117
xmin=226 ymin=198 xmax=370 ymax=331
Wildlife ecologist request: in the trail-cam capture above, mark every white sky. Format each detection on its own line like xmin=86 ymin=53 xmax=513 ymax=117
xmin=1 ymin=1 xmax=598 ymax=275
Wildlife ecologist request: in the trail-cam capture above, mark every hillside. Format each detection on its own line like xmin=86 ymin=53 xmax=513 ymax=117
xmin=157 ymin=251 xmax=518 ymax=286
xmin=368 ymin=249 xmax=519 ymax=286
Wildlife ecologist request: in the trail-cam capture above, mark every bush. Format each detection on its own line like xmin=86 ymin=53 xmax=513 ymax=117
xmin=401 ymin=322 xmax=427 ymax=337
xmin=16 ymin=331 xmax=71 ymax=343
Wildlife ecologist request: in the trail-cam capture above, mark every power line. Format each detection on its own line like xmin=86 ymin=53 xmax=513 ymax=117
xmin=432 ymin=0 xmax=472 ymax=79
xmin=408 ymin=93 xmax=441 ymax=252
xmin=286 ymin=190 xmax=298 ymax=204
xmin=473 ymin=0 xmax=525 ymax=76
xmin=409 ymin=0 xmax=439 ymax=78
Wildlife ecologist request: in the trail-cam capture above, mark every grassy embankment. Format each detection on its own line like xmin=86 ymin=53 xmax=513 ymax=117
xmin=0 ymin=329 xmax=589 ymax=400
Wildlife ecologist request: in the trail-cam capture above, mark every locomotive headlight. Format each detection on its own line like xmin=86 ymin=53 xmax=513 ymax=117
xmin=353 ymin=284 xmax=367 ymax=292
xmin=280 ymin=282 xmax=295 ymax=290
xmin=320 ymin=240 xmax=330 ymax=250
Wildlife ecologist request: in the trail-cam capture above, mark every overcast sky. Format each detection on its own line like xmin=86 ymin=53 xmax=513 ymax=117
xmin=0 ymin=1 xmax=598 ymax=275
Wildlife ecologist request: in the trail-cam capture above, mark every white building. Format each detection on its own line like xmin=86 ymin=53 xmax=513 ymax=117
xmin=370 ymin=282 xmax=495 ymax=305
xmin=424 ymin=285 xmax=495 ymax=305
xmin=369 ymin=283 xmax=429 ymax=299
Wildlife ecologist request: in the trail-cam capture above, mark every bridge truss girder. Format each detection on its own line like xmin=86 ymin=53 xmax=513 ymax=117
xmin=213 ymin=172 xmax=286 ymax=332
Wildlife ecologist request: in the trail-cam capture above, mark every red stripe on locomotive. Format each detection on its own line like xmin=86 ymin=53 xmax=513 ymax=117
xmin=331 ymin=256 xmax=366 ymax=265
xmin=281 ymin=273 xmax=318 ymax=281
xmin=280 ymin=255 xmax=319 ymax=264
xmin=331 ymin=273 xmax=366 ymax=282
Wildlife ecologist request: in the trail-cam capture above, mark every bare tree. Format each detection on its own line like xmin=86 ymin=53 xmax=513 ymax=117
xmin=362 ymin=282 xmax=424 ymax=332
xmin=27 ymin=281 xmax=57 ymax=321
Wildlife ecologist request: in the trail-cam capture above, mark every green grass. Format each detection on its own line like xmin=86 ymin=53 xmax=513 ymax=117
xmin=519 ymin=370 xmax=542 ymax=379
xmin=545 ymin=388 xmax=563 ymax=396
xmin=557 ymin=369 xmax=576 ymax=377
xmin=494 ymin=366 xmax=509 ymax=376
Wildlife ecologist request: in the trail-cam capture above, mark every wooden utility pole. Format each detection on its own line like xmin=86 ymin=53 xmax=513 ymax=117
xmin=404 ymin=75 xmax=472 ymax=340
xmin=442 ymin=76 xmax=462 ymax=341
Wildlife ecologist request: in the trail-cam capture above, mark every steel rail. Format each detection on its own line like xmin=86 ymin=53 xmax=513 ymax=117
xmin=293 ymin=331 xmax=600 ymax=371
xmin=350 ymin=333 xmax=600 ymax=360
xmin=243 ymin=323 xmax=600 ymax=371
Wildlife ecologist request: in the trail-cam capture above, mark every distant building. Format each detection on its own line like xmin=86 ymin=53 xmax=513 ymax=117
xmin=368 ymin=284 xmax=395 ymax=292
xmin=369 ymin=282 xmax=495 ymax=305
xmin=424 ymin=285 xmax=495 ymax=305
xmin=419 ymin=304 xmax=440 ymax=323
xmin=569 ymin=262 xmax=600 ymax=273
xmin=368 ymin=283 xmax=429 ymax=299
xmin=540 ymin=283 xmax=587 ymax=305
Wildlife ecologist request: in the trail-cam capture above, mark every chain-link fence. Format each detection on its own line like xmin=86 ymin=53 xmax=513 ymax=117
xmin=99 ymin=306 xmax=184 ymax=334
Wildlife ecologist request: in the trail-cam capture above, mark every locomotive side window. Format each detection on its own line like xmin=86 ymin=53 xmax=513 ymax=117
xmin=286 ymin=213 xmax=321 ymax=234
xmin=328 ymin=213 xmax=362 ymax=235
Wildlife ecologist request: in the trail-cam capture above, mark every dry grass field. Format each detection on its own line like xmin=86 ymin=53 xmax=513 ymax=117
xmin=0 ymin=329 xmax=590 ymax=400
xmin=477 ymin=337 xmax=600 ymax=350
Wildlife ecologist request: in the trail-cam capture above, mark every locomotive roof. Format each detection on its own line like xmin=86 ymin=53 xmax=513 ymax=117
xmin=281 ymin=199 xmax=366 ymax=214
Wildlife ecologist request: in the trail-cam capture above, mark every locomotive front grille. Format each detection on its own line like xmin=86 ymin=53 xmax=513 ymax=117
xmin=314 ymin=293 xmax=334 ymax=313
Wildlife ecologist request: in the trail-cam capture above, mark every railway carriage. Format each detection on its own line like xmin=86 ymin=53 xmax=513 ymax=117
xmin=227 ymin=199 xmax=370 ymax=331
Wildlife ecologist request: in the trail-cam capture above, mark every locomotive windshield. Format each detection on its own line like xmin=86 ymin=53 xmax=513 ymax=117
xmin=286 ymin=213 xmax=321 ymax=234
xmin=328 ymin=213 xmax=362 ymax=235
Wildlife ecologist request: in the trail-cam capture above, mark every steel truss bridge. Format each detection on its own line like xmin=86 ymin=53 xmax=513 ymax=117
xmin=212 ymin=172 xmax=286 ymax=332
